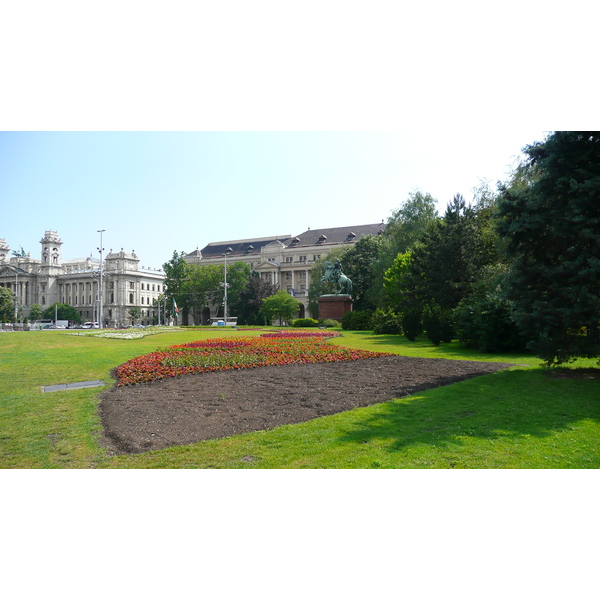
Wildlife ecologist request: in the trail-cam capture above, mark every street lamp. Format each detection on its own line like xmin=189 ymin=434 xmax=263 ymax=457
xmin=13 ymin=267 xmax=18 ymax=323
xmin=97 ymin=230 xmax=105 ymax=329
xmin=222 ymin=247 xmax=233 ymax=324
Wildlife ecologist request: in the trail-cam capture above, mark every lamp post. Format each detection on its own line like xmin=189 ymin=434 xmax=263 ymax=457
xmin=13 ymin=267 xmax=18 ymax=324
xmin=97 ymin=230 xmax=105 ymax=329
xmin=222 ymin=247 xmax=232 ymax=324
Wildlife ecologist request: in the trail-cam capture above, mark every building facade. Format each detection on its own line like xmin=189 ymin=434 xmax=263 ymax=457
xmin=185 ymin=223 xmax=385 ymax=322
xmin=0 ymin=231 xmax=166 ymax=327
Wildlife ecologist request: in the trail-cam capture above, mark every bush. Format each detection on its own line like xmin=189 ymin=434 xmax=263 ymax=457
xmin=371 ymin=309 xmax=402 ymax=335
xmin=401 ymin=309 xmax=422 ymax=341
xmin=453 ymin=292 xmax=525 ymax=353
xmin=292 ymin=318 xmax=319 ymax=327
xmin=422 ymin=304 xmax=454 ymax=346
xmin=319 ymin=319 xmax=341 ymax=328
xmin=341 ymin=310 xmax=374 ymax=331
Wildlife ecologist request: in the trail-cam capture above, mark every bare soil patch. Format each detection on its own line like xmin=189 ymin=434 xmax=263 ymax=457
xmin=99 ymin=355 xmax=514 ymax=454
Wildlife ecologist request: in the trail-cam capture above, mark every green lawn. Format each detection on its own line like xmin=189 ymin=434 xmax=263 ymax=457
xmin=1 ymin=328 xmax=598 ymax=468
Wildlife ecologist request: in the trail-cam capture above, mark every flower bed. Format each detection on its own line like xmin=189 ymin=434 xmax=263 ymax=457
xmin=116 ymin=332 xmax=391 ymax=386
xmin=66 ymin=326 xmax=181 ymax=340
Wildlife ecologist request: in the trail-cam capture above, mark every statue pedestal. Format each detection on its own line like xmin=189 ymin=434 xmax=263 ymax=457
xmin=318 ymin=295 xmax=353 ymax=320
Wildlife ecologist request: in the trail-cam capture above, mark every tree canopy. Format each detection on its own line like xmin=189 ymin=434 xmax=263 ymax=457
xmin=497 ymin=131 xmax=600 ymax=364
xmin=42 ymin=303 xmax=81 ymax=323
xmin=0 ymin=287 xmax=15 ymax=322
xmin=260 ymin=290 xmax=301 ymax=325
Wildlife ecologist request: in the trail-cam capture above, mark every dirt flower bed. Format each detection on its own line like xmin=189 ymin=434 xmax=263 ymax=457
xmin=114 ymin=331 xmax=387 ymax=386
xmin=99 ymin=332 xmax=514 ymax=455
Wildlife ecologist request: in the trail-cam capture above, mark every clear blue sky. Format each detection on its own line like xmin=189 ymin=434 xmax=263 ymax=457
xmin=0 ymin=130 xmax=549 ymax=269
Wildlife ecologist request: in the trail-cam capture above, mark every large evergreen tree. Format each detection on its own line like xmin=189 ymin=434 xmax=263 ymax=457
xmin=397 ymin=194 xmax=501 ymax=311
xmin=497 ymin=131 xmax=600 ymax=365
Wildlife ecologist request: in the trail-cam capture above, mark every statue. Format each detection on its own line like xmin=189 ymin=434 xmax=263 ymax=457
xmin=320 ymin=259 xmax=353 ymax=296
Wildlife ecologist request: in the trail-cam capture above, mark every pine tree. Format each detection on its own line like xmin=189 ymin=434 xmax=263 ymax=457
xmin=497 ymin=131 xmax=600 ymax=364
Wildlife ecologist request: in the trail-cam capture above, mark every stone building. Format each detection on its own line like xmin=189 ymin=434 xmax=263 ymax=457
xmin=0 ymin=231 xmax=166 ymax=327
xmin=185 ymin=223 xmax=385 ymax=322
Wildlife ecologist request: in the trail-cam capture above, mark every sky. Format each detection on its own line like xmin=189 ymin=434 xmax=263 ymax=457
xmin=0 ymin=129 xmax=549 ymax=269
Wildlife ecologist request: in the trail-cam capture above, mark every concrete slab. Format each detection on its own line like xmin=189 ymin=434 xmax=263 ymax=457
xmin=43 ymin=380 xmax=106 ymax=393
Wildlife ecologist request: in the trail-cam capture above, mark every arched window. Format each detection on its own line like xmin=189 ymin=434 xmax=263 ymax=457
xmin=129 ymin=293 xmax=134 ymax=303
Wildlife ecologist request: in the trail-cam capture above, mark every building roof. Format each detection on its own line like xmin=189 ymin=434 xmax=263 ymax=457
xmin=193 ymin=223 xmax=385 ymax=259
xmin=193 ymin=236 xmax=290 ymax=259
xmin=287 ymin=223 xmax=386 ymax=248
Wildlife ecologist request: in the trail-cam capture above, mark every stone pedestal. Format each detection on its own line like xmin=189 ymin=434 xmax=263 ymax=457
xmin=318 ymin=295 xmax=353 ymax=320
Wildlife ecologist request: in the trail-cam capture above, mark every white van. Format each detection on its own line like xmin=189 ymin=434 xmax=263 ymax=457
xmin=210 ymin=317 xmax=238 ymax=327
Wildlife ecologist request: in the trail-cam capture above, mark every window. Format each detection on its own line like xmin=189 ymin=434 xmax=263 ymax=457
xmin=141 ymin=297 xmax=144 ymax=304
xmin=141 ymin=283 xmax=144 ymax=291
xmin=130 ymin=282 xmax=134 ymax=289
xmin=129 ymin=293 xmax=134 ymax=303
xmin=298 ymin=255 xmax=307 ymax=262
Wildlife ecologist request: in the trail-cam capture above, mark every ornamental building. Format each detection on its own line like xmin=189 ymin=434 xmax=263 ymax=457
xmin=0 ymin=231 xmax=166 ymax=327
xmin=185 ymin=222 xmax=385 ymax=322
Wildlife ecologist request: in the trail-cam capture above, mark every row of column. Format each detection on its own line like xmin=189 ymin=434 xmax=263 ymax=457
xmin=1 ymin=281 xmax=31 ymax=306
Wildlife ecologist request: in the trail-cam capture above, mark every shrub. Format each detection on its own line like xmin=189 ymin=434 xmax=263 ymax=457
xmin=341 ymin=310 xmax=374 ymax=331
xmin=453 ymin=292 xmax=525 ymax=353
xmin=422 ymin=304 xmax=454 ymax=346
xmin=371 ymin=309 xmax=402 ymax=335
xmin=292 ymin=318 xmax=319 ymax=327
xmin=401 ymin=309 xmax=422 ymax=341
xmin=319 ymin=319 xmax=340 ymax=328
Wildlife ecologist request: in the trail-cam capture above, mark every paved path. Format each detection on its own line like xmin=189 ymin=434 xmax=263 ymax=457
xmin=43 ymin=380 xmax=105 ymax=393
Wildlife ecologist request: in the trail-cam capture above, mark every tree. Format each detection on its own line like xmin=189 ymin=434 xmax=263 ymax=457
xmin=230 ymin=271 xmax=277 ymax=325
xmin=211 ymin=261 xmax=251 ymax=315
xmin=400 ymin=194 xmax=502 ymax=311
xmin=497 ymin=131 xmax=600 ymax=365
xmin=28 ymin=303 xmax=44 ymax=322
xmin=369 ymin=190 xmax=439 ymax=307
xmin=162 ymin=250 xmax=189 ymax=321
xmin=183 ymin=263 xmax=223 ymax=323
xmin=128 ymin=306 xmax=143 ymax=325
xmin=260 ymin=290 xmax=301 ymax=325
xmin=42 ymin=303 xmax=81 ymax=323
xmin=0 ymin=287 xmax=15 ymax=322
xmin=338 ymin=234 xmax=382 ymax=311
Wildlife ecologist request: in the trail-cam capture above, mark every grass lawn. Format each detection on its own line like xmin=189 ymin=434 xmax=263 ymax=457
xmin=1 ymin=327 xmax=598 ymax=469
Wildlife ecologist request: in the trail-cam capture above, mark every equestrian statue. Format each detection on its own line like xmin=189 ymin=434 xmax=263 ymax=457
xmin=320 ymin=259 xmax=353 ymax=296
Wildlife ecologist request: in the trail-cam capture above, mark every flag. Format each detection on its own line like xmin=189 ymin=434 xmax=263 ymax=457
xmin=173 ymin=298 xmax=179 ymax=315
